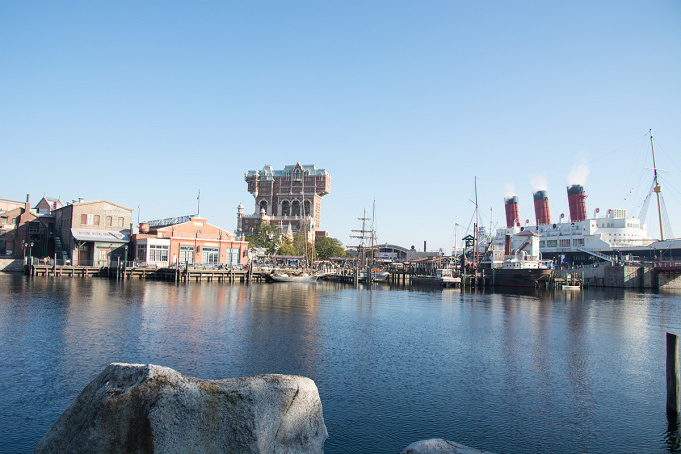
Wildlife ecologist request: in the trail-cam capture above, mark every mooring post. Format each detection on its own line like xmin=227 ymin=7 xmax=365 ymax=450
xmin=667 ymin=332 xmax=680 ymax=414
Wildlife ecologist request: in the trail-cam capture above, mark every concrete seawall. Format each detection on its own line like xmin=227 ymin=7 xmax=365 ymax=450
xmin=0 ymin=258 xmax=23 ymax=273
xmin=555 ymin=264 xmax=681 ymax=290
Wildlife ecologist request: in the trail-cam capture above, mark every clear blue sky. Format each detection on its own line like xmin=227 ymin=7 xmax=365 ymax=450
xmin=2 ymin=1 xmax=680 ymax=252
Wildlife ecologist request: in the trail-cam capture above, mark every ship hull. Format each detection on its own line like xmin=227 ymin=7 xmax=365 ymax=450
xmin=268 ymin=274 xmax=319 ymax=282
xmin=493 ymin=268 xmax=552 ymax=287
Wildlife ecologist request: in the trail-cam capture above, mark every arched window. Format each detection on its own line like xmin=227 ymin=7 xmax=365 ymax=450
xmin=295 ymin=169 xmax=301 ymax=180
xmin=259 ymin=200 xmax=267 ymax=214
xmin=282 ymin=200 xmax=290 ymax=216
xmin=304 ymin=200 xmax=311 ymax=216
xmin=292 ymin=200 xmax=300 ymax=216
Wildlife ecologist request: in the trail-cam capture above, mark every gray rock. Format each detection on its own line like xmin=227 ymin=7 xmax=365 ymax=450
xmin=401 ymin=438 xmax=496 ymax=454
xmin=35 ymin=363 xmax=327 ymax=454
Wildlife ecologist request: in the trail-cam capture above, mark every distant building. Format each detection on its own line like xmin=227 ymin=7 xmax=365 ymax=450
xmin=132 ymin=215 xmax=248 ymax=267
xmin=0 ymin=198 xmax=24 ymax=213
xmin=345 ymin=243 xmax=444 ymax=263
xmin=238 ymin=162 xmax=331 ymax=241
xmin=35 ymin=196 xmax=63 ymax=214
xmin=0 ymin=195 xmax=55 ymax=260
xmin=53 ymin=199 xmax=133 ymax=266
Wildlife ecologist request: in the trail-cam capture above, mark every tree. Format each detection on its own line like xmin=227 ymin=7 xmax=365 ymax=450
xmin=276 ymin=242 xmax=297 ymax=256
xmin=244 ymin=222 xmax=285 ymax=255
xmin=292 ymin=233 xmax=314 ymax=264
xmin=315 ymin=237 xmax=347 ymax=261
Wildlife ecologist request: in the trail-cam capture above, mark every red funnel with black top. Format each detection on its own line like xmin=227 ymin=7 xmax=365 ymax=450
xmin=567 ymin=185 xmax=587 ymax=222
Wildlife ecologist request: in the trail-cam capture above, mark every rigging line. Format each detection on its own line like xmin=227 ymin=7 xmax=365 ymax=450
xmin=591 ymin=130 xmax=652 ymax=160
xmin=659 ymin=178 xmax=681 ymax=207
xmin=661 ymin=196 xmax=674 ymax=239
xmin=464 ymin=209 xmax=476 ymax=237
xmin=580 ymin=131 xmax=650 ymax=169
xmin=659 ymin=172 xmax=680 ymax=189
xmin=648 ymin=135 xmax=681 ymax=173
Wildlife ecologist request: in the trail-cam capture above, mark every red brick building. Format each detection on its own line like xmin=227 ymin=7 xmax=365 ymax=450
xmin=53 ymin=199 xmax=132 ymax=266
xmin=0 ymin=195 xmax=56 ymax=260
xmin=133 ymin=215 xmax=248 ymax=267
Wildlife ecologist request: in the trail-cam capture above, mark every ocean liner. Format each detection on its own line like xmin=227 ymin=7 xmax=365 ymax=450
xmin=491 ymin=133 xmax=679 ymax=265
xmin=491 ymin=184 xmax=681 ymax=265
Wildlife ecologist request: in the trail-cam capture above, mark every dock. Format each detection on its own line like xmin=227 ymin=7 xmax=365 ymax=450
xmin=27 ymin=264 xmax=270 ymax=283
xmin=24 ymin=261 xmax=681 ymax=289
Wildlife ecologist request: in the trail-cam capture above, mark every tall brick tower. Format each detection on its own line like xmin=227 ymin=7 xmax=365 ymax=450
xmin=238 ymin=163 xmax=331 ymax=239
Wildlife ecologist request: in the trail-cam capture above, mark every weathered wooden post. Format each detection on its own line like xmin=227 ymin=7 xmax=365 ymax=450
xmin=668 ymin=332 xmax=680 ymax=414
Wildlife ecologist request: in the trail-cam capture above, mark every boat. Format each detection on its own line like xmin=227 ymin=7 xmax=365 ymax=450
xmin=491 ymin=131 xmax=680 ymax=266
xmin=410 ymin=268 xmax=461 ymax=288
xmin=561 ymin=284 xmax=581 ymax=290
xmin=358 ymin=269 xmax=390 ymax=283
xmin=492 ymin=230 xmax=553 ymax=287
xmin=349 ymin=201 xmax=390 ymax=283
xmin=268 ymin=273 xmax=320 ymax=283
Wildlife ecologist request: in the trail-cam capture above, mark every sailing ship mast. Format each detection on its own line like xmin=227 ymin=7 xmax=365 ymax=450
xmin=650 ymin=130 xmax=665 ymax=241
xmin=454 ymin=218 xmax=457 ymax=257
xmin=301 ymin=167 xmax=313 ymax=271
xmin=350 ymin=208 xmax=372 ymax=268
xmin=474 ymin=176 xmax=479 ymax=267
xmin=371 ymin=199 xmax=376 ymax=269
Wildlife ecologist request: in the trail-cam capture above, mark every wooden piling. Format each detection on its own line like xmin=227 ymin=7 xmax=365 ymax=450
xmin=668 ymin=332 xmax=680 ymax=414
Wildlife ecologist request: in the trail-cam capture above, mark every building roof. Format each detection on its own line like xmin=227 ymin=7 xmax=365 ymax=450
xmin=71 ymin=228 xmax=130 ymax=243
xmin=58 ymin=200 xmax=132 ymax=212
xmin=0 ymin=198 xmax=23 ymax=204
xmin=245 ymin=163 xmax=329 ymax=179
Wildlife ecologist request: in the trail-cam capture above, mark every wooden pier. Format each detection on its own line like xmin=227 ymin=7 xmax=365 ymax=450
xmin=27 ymin=264 xmax=270 ymax=283
xmin=387 ymin=268 xmax=484 ymax=288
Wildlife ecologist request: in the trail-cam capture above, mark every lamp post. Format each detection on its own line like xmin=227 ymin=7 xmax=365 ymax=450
xmin=195 ymin=230 xmax=201 ymax=268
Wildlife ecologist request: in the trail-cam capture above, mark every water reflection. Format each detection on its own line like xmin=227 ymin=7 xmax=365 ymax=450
xmin=666 ymin=411 xmax=681 ymax=452
xmin=2 ymin=275 xmax=681 ymax=453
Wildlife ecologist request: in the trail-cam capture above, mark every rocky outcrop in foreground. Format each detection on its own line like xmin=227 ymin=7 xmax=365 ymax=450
xmin=401 ymin=438 xmax=496 ymax=454
xmin=35 ymin=363 xmax=327 ymax=454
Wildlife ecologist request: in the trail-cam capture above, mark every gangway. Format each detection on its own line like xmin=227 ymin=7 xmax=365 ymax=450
xmin=577 ymin=248 xmax=615 ymax=263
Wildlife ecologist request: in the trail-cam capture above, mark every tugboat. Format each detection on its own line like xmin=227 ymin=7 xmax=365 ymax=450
xmin=493 ymin=230 xmax=553 ymax=287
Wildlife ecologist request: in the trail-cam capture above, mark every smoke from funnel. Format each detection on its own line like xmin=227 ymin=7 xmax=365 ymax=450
xmin=568 ymin=152 xmax=590 ymax=186
xmin=504 ymin=183 xmax=516 ymax=200
xmin=531 ymin=175 xmax=548 ymax=193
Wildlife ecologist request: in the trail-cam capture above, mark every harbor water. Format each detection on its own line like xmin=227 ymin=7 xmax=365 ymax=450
xmin=1 ymin=273 xmax=681 ymax=453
